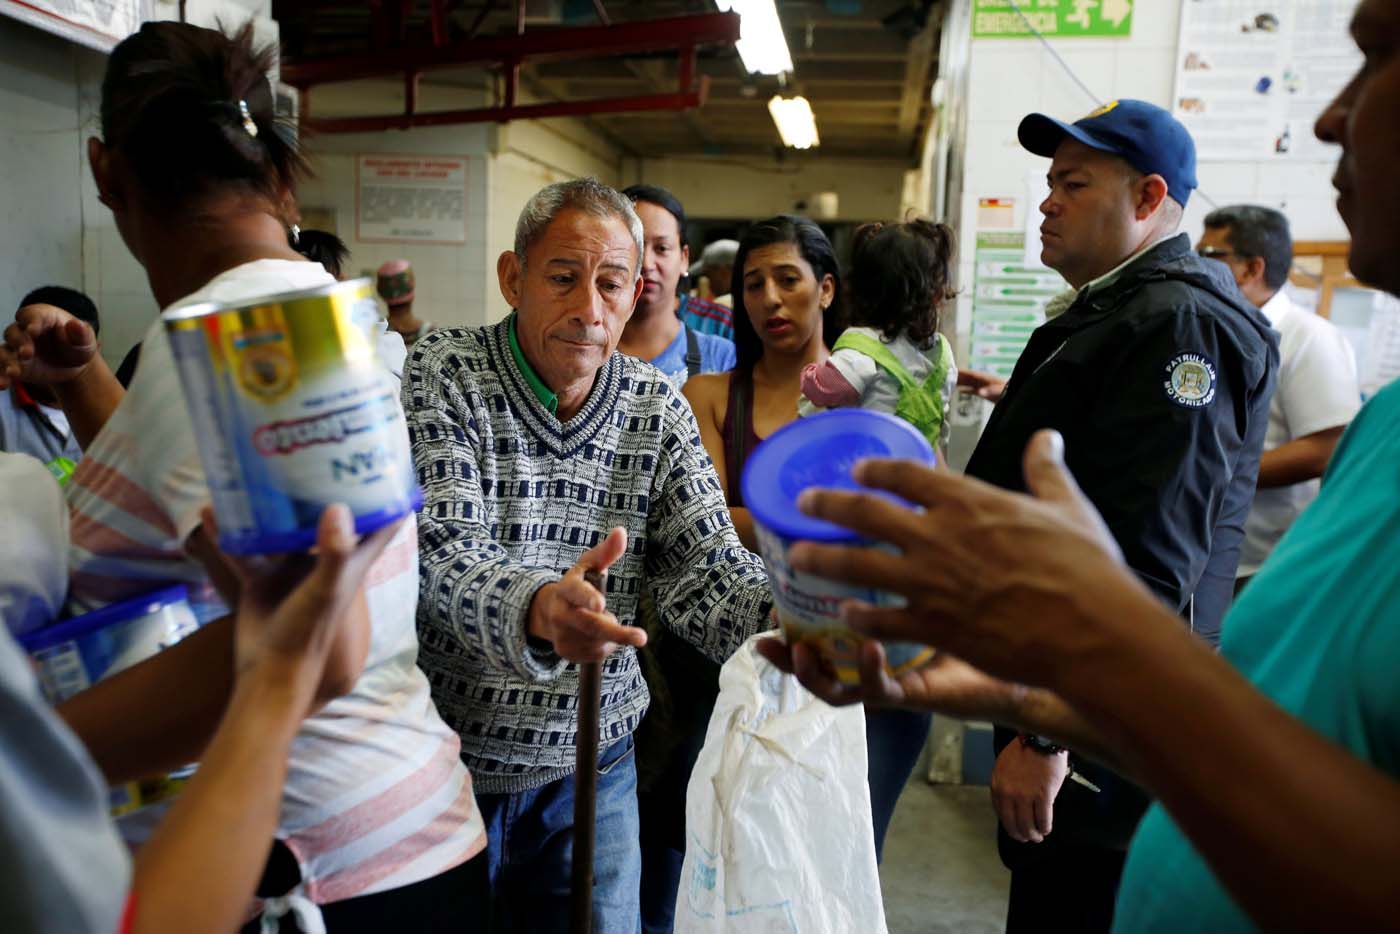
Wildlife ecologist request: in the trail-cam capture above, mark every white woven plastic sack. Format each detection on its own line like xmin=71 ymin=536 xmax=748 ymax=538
xmin=674 ymin=634 xmax=888 ymax=934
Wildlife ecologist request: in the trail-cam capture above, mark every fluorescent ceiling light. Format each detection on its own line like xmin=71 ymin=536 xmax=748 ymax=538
xmin=768 ymin=95 xmax=820 ymax=149
xmin=714 ymin=0 xmax=794 ymax=76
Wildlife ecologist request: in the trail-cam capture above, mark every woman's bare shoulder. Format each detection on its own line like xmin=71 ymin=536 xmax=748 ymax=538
xmin=683 ymin=371 xmax=730 ymax=406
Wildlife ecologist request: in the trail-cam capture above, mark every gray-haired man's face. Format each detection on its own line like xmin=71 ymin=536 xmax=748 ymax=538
xmin=498 ymin=206 xmax=642 ymax=393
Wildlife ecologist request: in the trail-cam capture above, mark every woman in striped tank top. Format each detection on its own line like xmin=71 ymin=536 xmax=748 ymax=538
xmin=6 ymin=21 xmax=488 ymax=933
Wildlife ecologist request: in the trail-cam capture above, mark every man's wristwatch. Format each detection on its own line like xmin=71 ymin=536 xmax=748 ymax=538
xmin=1020 ymin=733 xmax=1066 ymax=755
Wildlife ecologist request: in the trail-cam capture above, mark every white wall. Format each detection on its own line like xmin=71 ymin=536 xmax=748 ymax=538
xmin=951 ymin=1 xmax=1348 ymax=342
xmin=0 ymin=16 xmax=90 ymax=312
xmin=488 ymin=118 xmax=626 ymax=324
xmin=628 ymin=154 xmax=911 ymax=222
xmin=0 ymin=15 xmax=153 ymax=369
xmin=1 ymin=3 xmax=282 ymax=369
xmin=300 ymin=78 xmax=625 ymax=329
xmin=1 ymin=9 xmax=631 ymax=350
xmin=299 ymin=125 xmax=496 ymax=331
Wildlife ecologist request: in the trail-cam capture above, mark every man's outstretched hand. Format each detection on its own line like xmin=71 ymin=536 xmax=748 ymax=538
xmin=528 ymin=527 xmax=646 ymax=663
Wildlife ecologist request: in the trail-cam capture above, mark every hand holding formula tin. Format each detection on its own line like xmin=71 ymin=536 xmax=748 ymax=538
xmin=203 ymin=502 xmax=403 ymax=700
xmin=164 ymin=279 xmax=422 ymax=555
xmin=742 ymin=409 xmax=938 ymax=684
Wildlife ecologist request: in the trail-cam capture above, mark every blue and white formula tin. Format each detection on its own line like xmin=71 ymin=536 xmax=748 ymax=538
xmin=18 ymin=586 xmax=201 ymax=814
xmin=742 ymin=409 xmax=937 ymax=685
xmin=163 ymin=278 xmax=421 ymax=555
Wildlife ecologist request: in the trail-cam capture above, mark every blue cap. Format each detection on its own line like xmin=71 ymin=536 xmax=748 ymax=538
xmin=741 ymin=409 xmax=935 ymax=543
xmin=1018 ymin=99 xmax=1198 ymax=208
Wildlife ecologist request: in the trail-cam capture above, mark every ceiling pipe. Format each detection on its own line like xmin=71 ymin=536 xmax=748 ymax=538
xmin=429 ymin=0 xmax=447 ymax=45
xmin=303 ymin=86 xmax=712 ymax=134
xmin=282 ymin=12 xmax=737 ymax=86
xmin=285 ymin=11 xmax=738 ymax=134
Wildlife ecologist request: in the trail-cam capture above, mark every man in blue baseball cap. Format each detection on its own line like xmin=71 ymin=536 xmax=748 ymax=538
xmin=963 ymin=100 xmax=1279 ymax=931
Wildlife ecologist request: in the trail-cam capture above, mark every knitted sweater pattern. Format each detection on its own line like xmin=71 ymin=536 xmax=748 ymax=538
xmin=405 ymin=320 xmax=772 ymax=794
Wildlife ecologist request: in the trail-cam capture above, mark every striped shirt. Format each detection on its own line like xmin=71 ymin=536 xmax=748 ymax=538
xmin=406 ymin=320 xmax=773 ymax=795
xmin=65 ymin=260 xmax=484 ymax=906
xmin=680 ymin=294 xmax=735 ymax=341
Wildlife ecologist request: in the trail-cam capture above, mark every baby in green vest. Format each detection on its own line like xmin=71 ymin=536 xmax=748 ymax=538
xmin=798 ymin=218 xmax=959 ymax=450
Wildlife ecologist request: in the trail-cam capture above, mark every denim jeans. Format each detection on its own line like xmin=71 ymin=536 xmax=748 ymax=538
xmin=866 ymin=707 xmax=932 ymax=862
xmin=476 ymin=736 xmax=642 ymax=934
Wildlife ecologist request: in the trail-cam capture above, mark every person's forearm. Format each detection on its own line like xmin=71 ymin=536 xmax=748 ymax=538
xmin=1061 ymin=620 xmax=1400 ymax=930
xmin=52 ymin=356 xmax=124 ymax=451
xmin=1004 ymin=575 xmax=1177 ymax=773
xmin=420 ymin=526 xmax=562 ymax=680
xmin=1256 ymin=430 xmax=1342 ymax=488
xmin=1011 ymin=687 xmax=1128 ymax=774
xmin=58 ymin=617 xmax=234 ymax=783
xmin=129 ymin=663 xmax=313 ymax=934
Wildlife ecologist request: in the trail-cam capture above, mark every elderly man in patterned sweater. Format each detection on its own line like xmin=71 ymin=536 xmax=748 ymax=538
xmin=404 ymin=178 xmax=773 ymax=933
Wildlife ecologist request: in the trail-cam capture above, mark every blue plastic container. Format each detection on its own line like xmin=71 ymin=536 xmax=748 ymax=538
xmin=19 ymin=585 xmax=200 ymax=704
xmin=19 ymin=586 xmax=202 ymax=814
xmin=742 ymin=409 xmax=937 ymax=684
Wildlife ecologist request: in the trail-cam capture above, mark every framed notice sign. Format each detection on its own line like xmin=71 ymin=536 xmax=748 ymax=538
xmin=355 ymin=154 xmax=469 ymax=244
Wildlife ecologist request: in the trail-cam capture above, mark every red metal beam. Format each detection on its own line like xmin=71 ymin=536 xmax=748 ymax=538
xmin=303 ymin=78 xmax=711 ymax=134
xmin=678 ymin=44 xmax=695 ymax=93
xmin=429 ymin=0 xmax=447 ymax=46
xmin=281 ymin=11 xmax=739 ymax=87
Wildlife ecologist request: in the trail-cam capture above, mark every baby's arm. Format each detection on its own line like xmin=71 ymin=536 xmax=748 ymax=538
xmin=798 ymin=349 xmax=880 ymax=416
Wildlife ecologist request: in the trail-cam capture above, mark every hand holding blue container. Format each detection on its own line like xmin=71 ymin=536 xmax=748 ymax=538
xmin=742 ymin=409 xmax=938 ymax=684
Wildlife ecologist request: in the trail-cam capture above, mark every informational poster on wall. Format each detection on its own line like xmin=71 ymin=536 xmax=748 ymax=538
xmin=972 ymin=0 xmax=1133 ymax=39
xmin=1172 ymin=0 xmax=1360 ymax=162
xmin=0 ymin=0 xmax=147 ymax=52
xmin=1324 ymin=287 xmax=1400 ymax=400
xmin=1359 ymin=294 xmax=1400 ymax=400
xmin=977 ymin=197 xmax=1016 ymax=229
xmin=970 ymin=232 xmax=1066 ymax=379
xmin=1023 ymin=169 xmax=1053 ymax=270
xmin=356 ymin=155 xmax=469 ymax=244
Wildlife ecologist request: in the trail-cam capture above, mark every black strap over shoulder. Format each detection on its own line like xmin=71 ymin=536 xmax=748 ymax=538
xmin=684 ymin=324 xmax=702 ymax=378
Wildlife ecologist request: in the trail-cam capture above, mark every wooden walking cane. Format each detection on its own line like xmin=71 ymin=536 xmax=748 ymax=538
xmin=571 ymin=568 xmax=606 ymax=934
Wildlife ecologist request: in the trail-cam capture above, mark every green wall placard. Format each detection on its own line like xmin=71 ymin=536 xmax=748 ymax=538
xmin=973 ymin=0 xmax=1133 ymax=39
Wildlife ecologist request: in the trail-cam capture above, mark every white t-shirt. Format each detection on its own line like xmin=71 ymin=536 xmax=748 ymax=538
xmin=797 ymin=326 xmax=959 ymax=447
xmin=0 ymin=629 xmax=134 ymax=934
xmin=0 ymin=453 xmax=68 ymax=635
xmin=0 ymin=453 xmax=132 ymax=932
xmin=65 ymin=260 xmax=484 ymax=907
xmin=1237 ymin=289 xmax=1361 ymax=576
xmin=36 ymin=403 xmax=71 ymax=440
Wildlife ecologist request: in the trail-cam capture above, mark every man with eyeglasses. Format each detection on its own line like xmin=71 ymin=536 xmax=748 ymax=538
xmin=1197 ymin=206 xmax=1360 ymax=595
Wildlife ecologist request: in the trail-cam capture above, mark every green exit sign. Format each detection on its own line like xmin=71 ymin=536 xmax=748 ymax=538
xmin=973 ymin=0 xmax=1133 ymax=38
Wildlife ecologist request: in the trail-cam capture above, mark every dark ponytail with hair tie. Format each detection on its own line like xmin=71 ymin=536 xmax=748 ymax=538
xmin=101 ymin=21 xmax=308 ymax=208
